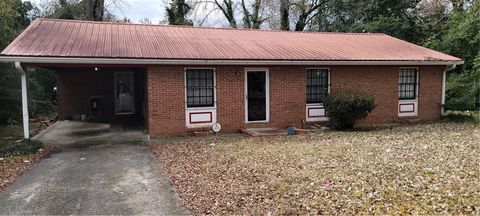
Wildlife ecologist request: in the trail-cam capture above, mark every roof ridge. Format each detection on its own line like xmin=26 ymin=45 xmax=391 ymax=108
xmin=35 ymin=18 xmax=387 ymax=36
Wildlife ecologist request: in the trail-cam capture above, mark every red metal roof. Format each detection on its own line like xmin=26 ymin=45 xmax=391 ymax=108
xmin=0 ymin=18 xmax=461 ymax=63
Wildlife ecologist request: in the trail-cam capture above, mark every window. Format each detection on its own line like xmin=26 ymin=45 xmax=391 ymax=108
xmin=306 ymin=69 xmax=329 ymax=104
xmin=399 ymin=68 xmax=418 ymax=100
xmin=186 ymin=69 xmax=215 ymax=108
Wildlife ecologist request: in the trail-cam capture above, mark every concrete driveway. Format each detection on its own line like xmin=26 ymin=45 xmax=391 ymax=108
xmin=0 ymin=121 xmax=187 ymax=215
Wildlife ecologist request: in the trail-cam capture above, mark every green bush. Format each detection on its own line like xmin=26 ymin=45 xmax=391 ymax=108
xmin=323 ymin=90 xmax=376 ymax=130
xmin=0 ymin=139 xmax=43 ymax=158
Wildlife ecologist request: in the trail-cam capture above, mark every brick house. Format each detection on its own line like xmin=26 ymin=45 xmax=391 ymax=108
xmin=0 ymin=19 xmax=463 ymax=138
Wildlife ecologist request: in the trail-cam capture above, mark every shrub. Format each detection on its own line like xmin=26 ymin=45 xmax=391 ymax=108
xmin=0 ymin=139 xmax=43 ymax=158
xmin=323 ymin=90 xmax=376 ymax=130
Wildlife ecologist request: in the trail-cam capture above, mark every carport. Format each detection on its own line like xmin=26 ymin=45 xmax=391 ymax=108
xmin=53 ymin=65 xmax=147 ymax=124
xmin=0 ymin=18 xmax=152 ymax=139
xmin=8 ymin=63 xmax=148 ymax=139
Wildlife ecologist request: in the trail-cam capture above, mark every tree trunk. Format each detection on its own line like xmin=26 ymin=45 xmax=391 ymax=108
xmin=242 ymin=0 xmax=263 ymax=29
xmin=86 ymin=0 xmax=104 ymax=21
xmin=251 ymin=0 xmax=262 ymax=29
xmin=93 ymin=0 xmax=104 ymax=21
xmin=293 ymin=0 xmax=327 ymax=31
xmin=241 ymin=0 xmax=252 ymax=28
xmin=280 ymin=0 xmax=289 ymax=30
xmin=176 ymin=0 xmax=186 ymax=24
xmin=294 ymin=13 xmax=306 ymax=31
xmin=215 ymin=0 xmax=237 ymax=28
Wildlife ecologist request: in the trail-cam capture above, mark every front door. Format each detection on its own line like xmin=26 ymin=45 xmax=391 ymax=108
xmin=114 ymin=71 xmax=135 ymax=114
xmin=246 ymin=70 xmax=269 ymax=122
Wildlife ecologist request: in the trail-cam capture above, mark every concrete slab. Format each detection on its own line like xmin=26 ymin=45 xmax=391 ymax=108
xmin=241 ymin=128 xmax=286 ymax=136
xmin=37 ymin=120 xmax=148 ymax=146
xmin=0 ymin=121 xmax=187 ymax=215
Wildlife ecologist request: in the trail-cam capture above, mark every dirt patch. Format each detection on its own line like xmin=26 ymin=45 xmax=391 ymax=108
xmin=0 ymin=145 xmax=56 ymax=191
xmin=150 ymin=123 xmax=480 ymax=215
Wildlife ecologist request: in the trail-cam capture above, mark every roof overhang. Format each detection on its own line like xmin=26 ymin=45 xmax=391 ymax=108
xmin=0 ymin=56 xmax=464 ymax=66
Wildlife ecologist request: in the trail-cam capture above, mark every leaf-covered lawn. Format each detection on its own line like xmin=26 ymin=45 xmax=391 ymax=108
xmin=0 ymin=144 xmax=56 ymax=191
xmin=0 ymin=122 xmax=55 ymax=191
xmin=150 ymin=123 xmax=480 ymax=215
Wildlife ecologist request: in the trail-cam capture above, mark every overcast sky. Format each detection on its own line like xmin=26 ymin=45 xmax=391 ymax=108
xmin=108 ymin=0 xmax=166 ymax=23
xmin=26 ymin=0 xmax=229 ymax=27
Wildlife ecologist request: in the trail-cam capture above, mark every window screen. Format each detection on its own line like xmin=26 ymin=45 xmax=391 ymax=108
xmin=186 ymin=69 xmax=215 ymax=107
xmin=399 ymin=68 xmax=418 ymax=100
xmin=306 ymin=69 xmax=329 ymax=104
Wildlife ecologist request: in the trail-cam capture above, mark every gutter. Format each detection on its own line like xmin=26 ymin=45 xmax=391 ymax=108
xmin=0 ymin=56 xmax=465 ymax=66
xmin=441 ymin=64 xmax=457 ymax=115
xmin=15 ymin=62 xmax=29 ymax=139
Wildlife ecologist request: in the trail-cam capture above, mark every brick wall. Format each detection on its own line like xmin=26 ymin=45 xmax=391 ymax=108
xmin=418 ymin=66 xmax=444 ymax=121
xmin=57 ymin=69 xmax=115 ymax=121
xmin=146 ymin=66 xmax=186 ymax=135
xmin=330 ymin=66 xmax=399 ymax=123
xmin=146 ymin=65 xmax=308 ymax=136
xmin=215 ymin=66 xmax=245 ymax=132
xmin=269 ymin=66 xmax=306 ymax=128
xmin=143 ymin=65 xmax=445 ymax=136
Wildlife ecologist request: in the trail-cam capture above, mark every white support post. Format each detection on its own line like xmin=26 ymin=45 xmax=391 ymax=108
xmin=441 ymin=70 xmax=446 ymax=115
xmin=15 ymin=62 xmax=29 ymax=139
xmin=441 ymin=64 xmax=457 ymax=116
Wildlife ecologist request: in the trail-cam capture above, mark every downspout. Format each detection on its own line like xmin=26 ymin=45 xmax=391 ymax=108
xmin=441 ymin=64 xmax=457 ymax=115
xmin=15 ymin=62 xmax=29 ymax=139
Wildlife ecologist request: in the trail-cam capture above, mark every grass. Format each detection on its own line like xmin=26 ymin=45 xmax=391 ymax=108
xmin=0 ymin=122 xmax=40 ymax=149
xmin=441 ymin=111 xmax=480 ymax=124
xmin=150 ymin=122 xmax=480 ymax=215
xmin=0 ymin=139 xmax=43 ymax=158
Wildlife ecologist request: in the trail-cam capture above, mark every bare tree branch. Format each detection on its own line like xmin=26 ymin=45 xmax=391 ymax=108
xmin=293 ymin=0 xmax=328 ymax=31
xmin=213 ymin=0 xmax=237 ymax=27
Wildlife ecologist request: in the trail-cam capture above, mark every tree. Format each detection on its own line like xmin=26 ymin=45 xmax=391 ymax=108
xmin=280 ymin=0 xmax=289 ymax=30
xmin=43 ymin=0 xmax=84 ymax=19
xmin=209 ymin=0 xmax=270 ymax=28
xmin=166 ymin=0 xmax=193 ymax=25
xmin=0 ymin=0 xmax=56 ymax=124
xmin=241 ymin=0 xmax=267 ymax=29
xmin=359 ymin=16 xmax=421 ymax=43
xmin=0 ymin=1 xmax=35 ymax=114
xmin=0 ymin=0 xmax=34 ymax=49
xmin=214 ymin=0 xmax=237 ymax=28
xmin=119 ymin=17 xmax=131 ymax=23
xmin=42 ymin=0 xmax=119 ymax=21
xmin=291 ymin=0 xmax=328 ymax=31
xmin=86 ymin=0 xmax=104 ymax=21
xmin=307 ymin=0 xmax=425 ymax=41
xmin=139 ymin=18 xmax=153 ymax=24
xmin=426 ymin=1 xmax=480 ymax=110
xmin=357 ymin=0 xmax=421 ymax=42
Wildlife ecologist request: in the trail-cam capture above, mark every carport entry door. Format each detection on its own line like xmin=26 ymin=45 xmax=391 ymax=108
xmin=245 ymin=70 xmax=269 ymax=122
xmin=114 ymin=71 xmax=135 ymax=114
